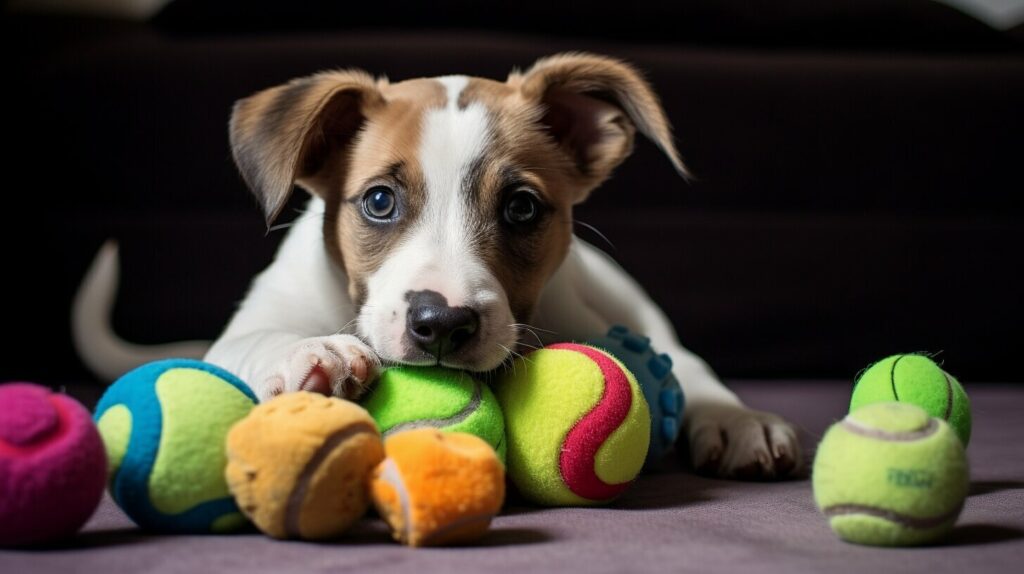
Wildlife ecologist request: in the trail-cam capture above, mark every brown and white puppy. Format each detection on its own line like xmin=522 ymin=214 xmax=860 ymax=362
xmin=75 ymin=53 xmax=800 ymax=479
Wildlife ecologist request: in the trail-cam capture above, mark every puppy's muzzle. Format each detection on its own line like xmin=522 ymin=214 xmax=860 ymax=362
xmin=406 ymin=290 xmax=479 ymax=360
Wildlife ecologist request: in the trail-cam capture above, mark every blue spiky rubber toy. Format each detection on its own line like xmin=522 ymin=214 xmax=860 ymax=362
xmin=588 ymin=325 xmax=684 ymax=468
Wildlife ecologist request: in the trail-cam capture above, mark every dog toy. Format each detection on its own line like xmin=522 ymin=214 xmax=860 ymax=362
xmin=93 ymin=359 xmax=257 ymax=533
xmin=361 ymin=366 xmax=506 ymax=462
xmin=0 ymin=383 xmax=107 ymax=546
xmin=371 ymin=428 xmax=505 ymax=547
xmin=588 ymin=325 xmax=683 ymax=467
xmin=850 ymin=354 xmax=971 ymax=445
xmin=813 ymin=402 xmax=968 ymax=546
xmin=495 ymin=343 xmax=650 ymax=506
xmin=225 ymin=392 xmax=384 ymax=540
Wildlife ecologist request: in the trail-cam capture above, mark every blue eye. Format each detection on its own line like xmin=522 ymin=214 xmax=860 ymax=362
xmin=362 ymin=186 xmax=396 ymax=220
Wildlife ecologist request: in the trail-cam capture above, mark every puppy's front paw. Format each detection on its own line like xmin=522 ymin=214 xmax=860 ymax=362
xmin=686 ymin=404 xmax=802 ymax=480
xmin=259 ymin=335 xmax=380 ymax=402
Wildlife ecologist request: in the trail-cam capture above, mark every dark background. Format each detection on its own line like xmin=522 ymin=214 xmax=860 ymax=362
xmin=3 ymin=1 xmax=1023 ymax=385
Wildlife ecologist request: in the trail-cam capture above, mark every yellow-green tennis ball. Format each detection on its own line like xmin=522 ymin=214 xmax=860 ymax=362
xmin=93 ymin=359 xmax=257 ymax=533
xmin=495 ymin=343 xmax=650 ymax=506
xmin=360 ymin=366 xmax=506 ymax=463
xmin=813 ymin=403 xmax=968 ymax=546
xmin=851 ymin=354 xmax=971 ymax=445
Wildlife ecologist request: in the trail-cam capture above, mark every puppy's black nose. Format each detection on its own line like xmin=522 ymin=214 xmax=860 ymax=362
xmin=406 ymin=292 xmax=479 ymax=358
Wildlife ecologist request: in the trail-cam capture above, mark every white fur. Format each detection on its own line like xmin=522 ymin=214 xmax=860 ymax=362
xmin=198 ymin=198 xmax=376 ymax=399
xmin=357 ymin=75 xmax=515 ymax=370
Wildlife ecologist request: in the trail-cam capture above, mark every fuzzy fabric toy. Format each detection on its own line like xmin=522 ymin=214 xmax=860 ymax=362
xmin=361 ymin=366 xmax=506 ymax=462
xmin=851 ymin=353 xmax=971 ymax=445
xmin=370 ymin=429 xmax=505 ymax=547
xmin=813 ymin=402 xmax=968 ymax=546
xmin=225 ymin=392 xmax=384 ymax=540
xmin=0 ymin=383 xmax=107 ymax=546
xmin=495 ymin=343 xmax=650 ymax=506
xmin=93 ymin=359 xmax=257 ymax=533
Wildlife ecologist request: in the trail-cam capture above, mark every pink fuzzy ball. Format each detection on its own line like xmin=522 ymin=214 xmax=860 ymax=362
xmin=0 ymin=383 xmax=107 ymax=546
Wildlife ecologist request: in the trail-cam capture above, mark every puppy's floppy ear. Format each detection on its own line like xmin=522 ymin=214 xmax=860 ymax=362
xmin=229 ymin=70 xmax=385 ymax=227
xmin=511 ymin=52 xmax=688 ymax=198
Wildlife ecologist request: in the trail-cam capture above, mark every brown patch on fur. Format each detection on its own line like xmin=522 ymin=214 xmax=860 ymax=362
xmin=231 ymin=72 xmax=450 ymax=307
xmin=509 ymin=52 xmax=689 ymax=195
xmin=229 ymin=69 xmax=385 ymax=226
xmin=327 ymin=79 xmax=447 ymax=306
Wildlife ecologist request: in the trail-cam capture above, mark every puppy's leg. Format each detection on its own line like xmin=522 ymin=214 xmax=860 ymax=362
xmin=533 ymin=238 xmax=801 ymax=479
xmin=205 ymin=197 xmax=380 ymax=402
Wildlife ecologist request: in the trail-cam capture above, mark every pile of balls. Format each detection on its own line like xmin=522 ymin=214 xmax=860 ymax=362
xmin=0 ymin=325 xmax=683 ymax=547
xmin=812 ymin=353 xmax=972 ymax=546
xmin=6 ymin=333 xmax=972 ymax=549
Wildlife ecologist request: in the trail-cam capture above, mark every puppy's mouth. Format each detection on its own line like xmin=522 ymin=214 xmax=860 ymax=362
xmin=388 ymin=331 xmax=515 ymax=373
xmin=389 ymin=351 xmax=501 ymax=371
xmin=359 ymin=326 xmax=517 ymax=373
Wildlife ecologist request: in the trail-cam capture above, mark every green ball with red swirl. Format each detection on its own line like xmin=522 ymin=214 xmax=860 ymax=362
xmin=495 ymin=343 xmax=651 ymax=506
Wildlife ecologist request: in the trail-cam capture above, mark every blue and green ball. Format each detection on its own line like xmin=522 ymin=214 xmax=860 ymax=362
xmin=93 ymin=359 xmax=257 ymax=533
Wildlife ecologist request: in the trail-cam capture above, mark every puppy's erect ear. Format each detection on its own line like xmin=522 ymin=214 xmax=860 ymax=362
xmin=511 ymin=52 xmax=688 ymax=198
xmin=229 ymin=70 xmax=385 ymax=226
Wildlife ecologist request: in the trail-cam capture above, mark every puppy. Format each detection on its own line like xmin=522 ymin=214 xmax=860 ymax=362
xmin=75 ymin=53 xmax=800 ymax=479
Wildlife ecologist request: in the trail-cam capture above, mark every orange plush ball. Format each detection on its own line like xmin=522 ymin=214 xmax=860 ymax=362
xmin=370 ymin=429 xmax=505 ymax=547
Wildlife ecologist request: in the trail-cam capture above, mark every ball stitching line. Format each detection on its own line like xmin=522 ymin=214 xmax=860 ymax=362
xmin=840 ymin=417 xmax=939 ymax=442
xmin=283 ymin=421 xmax=378 ymax=539
xmin=823 ymin=502 xmax=964 ymax=530
xmin=382 ymin=380 xmax=483 ymax=437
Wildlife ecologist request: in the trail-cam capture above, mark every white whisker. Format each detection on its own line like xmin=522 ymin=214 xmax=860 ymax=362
xmin=574 ymin=220 xmax=616 ymax=251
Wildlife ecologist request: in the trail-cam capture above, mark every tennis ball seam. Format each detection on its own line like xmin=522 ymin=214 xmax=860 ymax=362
xmin=383 ymin=381 xmax=483 ymax=437
xmin=283 ymin=421 xmax=377 ymax=539
xmin=891 ymin=355 xmax=956 ymax=422
xmin=887 ymin=354 xmax=905 ymax=400
xmin=939 ymin=371 xmax=954 ymax=420
xmin=841 ymin=417 xmax=939 ymax=441
xmin=823 ymin=502 xmax=964 ymax=530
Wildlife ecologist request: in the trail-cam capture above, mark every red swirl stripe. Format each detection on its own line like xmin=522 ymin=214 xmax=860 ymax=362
xmin=549 ymin=343 xmax=633 ymax=501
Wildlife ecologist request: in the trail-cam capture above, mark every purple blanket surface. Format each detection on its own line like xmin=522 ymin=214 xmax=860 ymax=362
xmin=2 ymin=381 xmax=1021 ymax=574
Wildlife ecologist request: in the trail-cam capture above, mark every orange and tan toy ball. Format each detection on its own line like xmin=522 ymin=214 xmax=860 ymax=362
xmin=224 ymin=392 xmax=384 ymax=540
xmin=370 ymin=429 xmax=506 ymax=547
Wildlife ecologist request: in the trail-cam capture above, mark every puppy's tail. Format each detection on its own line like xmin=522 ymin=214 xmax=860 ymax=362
xmin=72 ymin=240 xmax=211 ymax=382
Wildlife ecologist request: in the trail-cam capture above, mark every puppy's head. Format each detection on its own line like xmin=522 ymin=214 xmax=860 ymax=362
xmin=229 ymin=53 xmax=686 ymax=371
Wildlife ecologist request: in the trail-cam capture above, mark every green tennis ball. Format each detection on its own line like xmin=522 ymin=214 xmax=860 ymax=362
xmin=851 ymin=354 xmax=971 ymax=445
xmin=360 ymin=366 xmax=506 ymax=463
xmin=495 ymin=343 xmax=650 ymax=507
xmin=93 ymin=359 xmax=257 ymax=533
xmin=813 ymin=402 xmax=968 ymax=546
